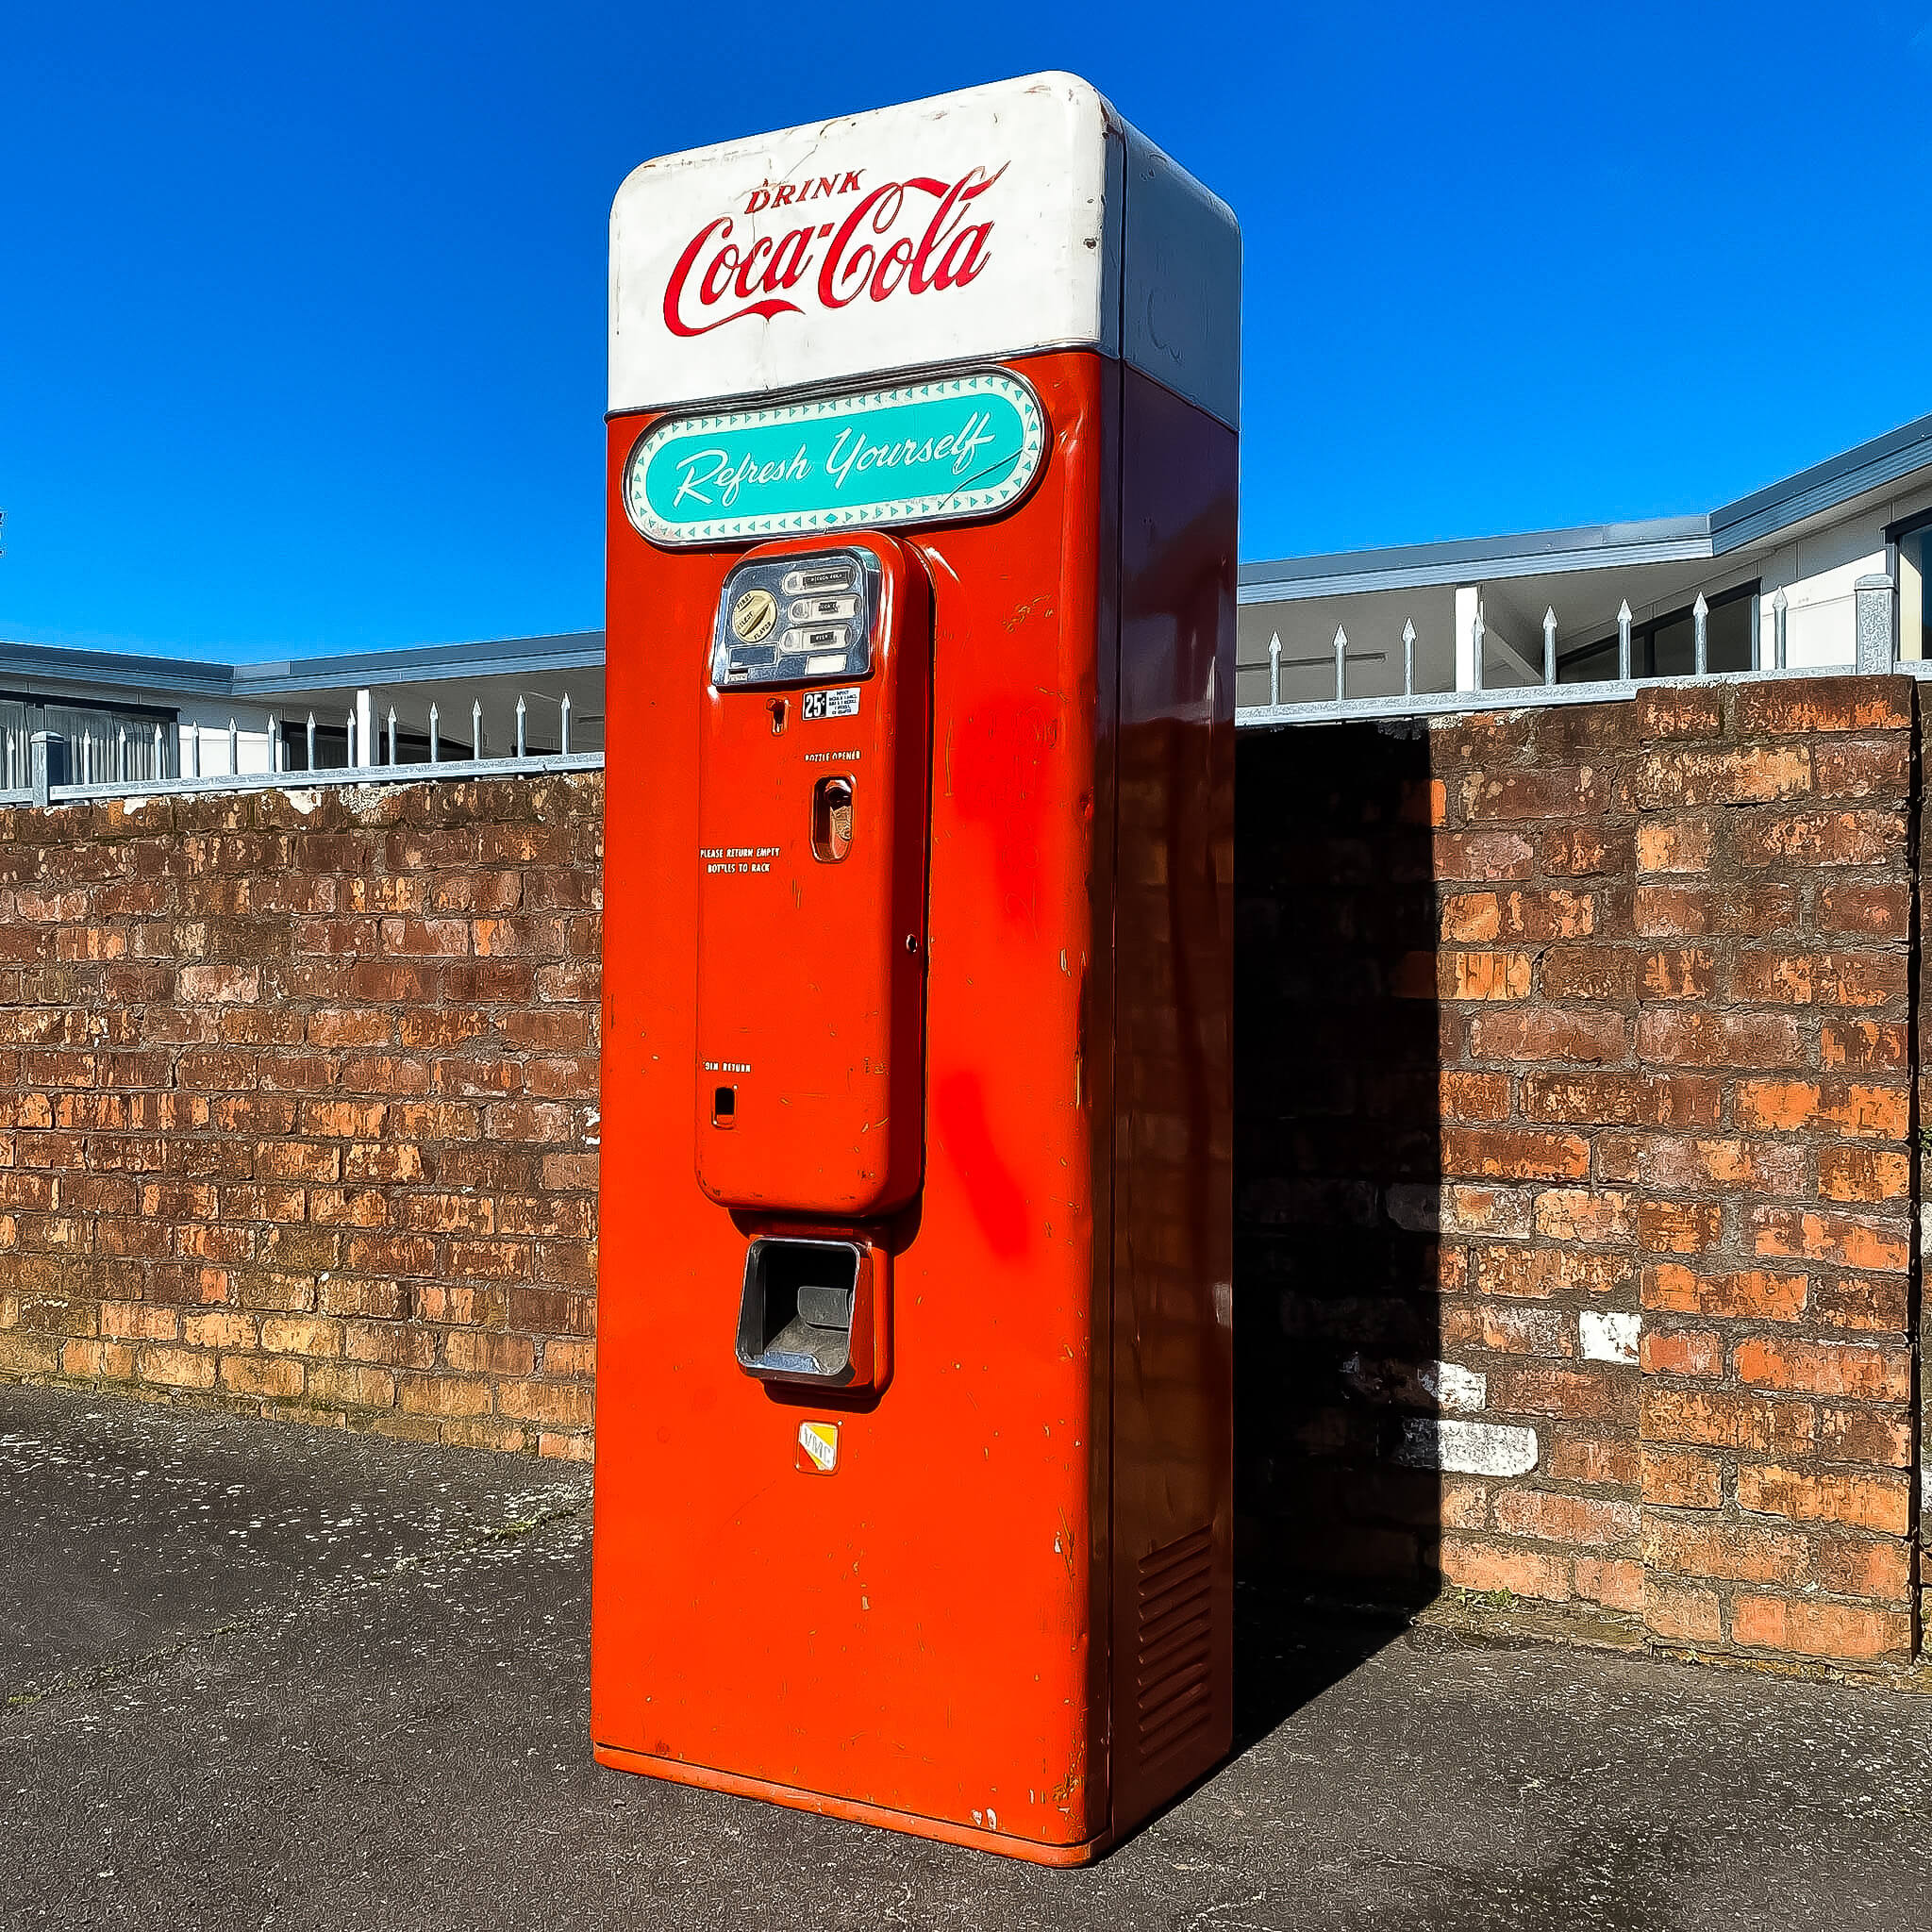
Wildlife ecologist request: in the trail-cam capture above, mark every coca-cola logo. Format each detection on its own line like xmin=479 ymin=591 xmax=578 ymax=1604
xmin=661 ymin=164 xmax=1007 ymax=339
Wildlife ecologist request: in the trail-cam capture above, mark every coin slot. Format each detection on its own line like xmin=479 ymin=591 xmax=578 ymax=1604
xmin=712 ymin=1085 xmax=736 ymax=1127
xmin=768 ymin=698 xmax=787 ymax=734
xmin=791 ymin=594 xmax=858 ymax=623
xmin=783 ymin=563 xmax=857 ymax=596
xmin=811 ymin=775 xmax=854 ymax=863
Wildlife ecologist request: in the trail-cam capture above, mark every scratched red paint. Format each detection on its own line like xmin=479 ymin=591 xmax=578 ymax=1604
xmin=933 ymin=1067 xmax=1030 ymax=1257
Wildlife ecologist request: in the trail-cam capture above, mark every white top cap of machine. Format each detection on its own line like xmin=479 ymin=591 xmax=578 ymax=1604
xmin=609 ymin=72 xmax=1239 ymax=429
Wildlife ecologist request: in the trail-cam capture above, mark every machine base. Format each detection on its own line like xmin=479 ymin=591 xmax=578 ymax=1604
xmin=591 ymin=1740 xmax=1110 ymax=1866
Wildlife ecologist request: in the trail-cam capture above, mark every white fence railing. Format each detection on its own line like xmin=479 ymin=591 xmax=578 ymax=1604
xmin=1236 ymin=572 xmax=1905 ymax=729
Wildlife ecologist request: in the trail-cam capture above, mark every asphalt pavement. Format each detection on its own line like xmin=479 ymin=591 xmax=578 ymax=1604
xmin=3 ymin=1381 xmax=1928 ymax=1931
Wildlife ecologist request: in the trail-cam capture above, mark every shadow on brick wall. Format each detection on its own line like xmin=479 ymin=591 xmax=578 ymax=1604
xmin=1232 ymin=721 xmax=1445 ymax=1740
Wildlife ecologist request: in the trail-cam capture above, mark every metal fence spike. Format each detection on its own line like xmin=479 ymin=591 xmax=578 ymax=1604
xmin=474 ymin=700 xmax=484 ymax=761
xmin=1333 ymin=625 xmax=1347 ymax=701
xmin=429 ymin=703 xmax=440 ymax=765
xmin=1542 ymin=608 xmax=1557 ymax=686
xmin=1692 ymin=591 xmax=1709 ymax=676
xmin=1401 ymin=619 xmax=1416 ymax=697
xmin=560 ymin=692 xmax=572 ymax=756
xmin=1268 ymin=631 xmax=1282 ymax=707
xmin=1773 ymin=587 xmax=1790 ymax=670
xmin=1617 ymin=601 xmax=1633 ymax=682
xmin=516 ymin=694 xmax=527 ymax=759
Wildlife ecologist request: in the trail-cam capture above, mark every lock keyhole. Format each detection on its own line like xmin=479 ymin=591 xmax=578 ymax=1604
xmin=811 ymin=775 xmax=854 ymax=863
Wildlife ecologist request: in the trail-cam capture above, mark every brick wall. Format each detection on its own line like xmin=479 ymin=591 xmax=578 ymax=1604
xmin=0 ymin=774 xmax=602 ymax=1459
xmin=1237 ymin=677 xmax=1921 ymax=1667
xmin=1 ymin=689 xmax=1923 ymax=1673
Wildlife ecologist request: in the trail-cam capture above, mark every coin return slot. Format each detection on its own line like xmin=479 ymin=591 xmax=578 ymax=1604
xmin=735 ymin=1239 xmax=860 ymax=1384
xmin=712 ymin=1085 xmax=735 ymax=1127
xmin=811 ymin=775 xmax=854 ymax=862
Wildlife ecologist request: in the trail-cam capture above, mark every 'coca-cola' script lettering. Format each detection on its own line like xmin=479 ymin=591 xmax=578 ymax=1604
xmin=662 ymin=165 xmax=1007 ymax=339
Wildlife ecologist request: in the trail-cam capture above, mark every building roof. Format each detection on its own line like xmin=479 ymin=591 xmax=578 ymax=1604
xmin=0 ymin=630 xmax=607 ymax=700
xmin=1240 ymin=407 xmax=1932 ymax=605
xmin=13 ymin=405 xmax=1932 ymax=671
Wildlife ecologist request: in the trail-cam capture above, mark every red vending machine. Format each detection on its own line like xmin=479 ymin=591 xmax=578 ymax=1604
xmin=593 ymin=71 xmax=1238 ymax=1864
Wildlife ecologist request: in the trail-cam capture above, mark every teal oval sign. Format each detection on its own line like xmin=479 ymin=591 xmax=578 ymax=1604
xmin=623 ymin=371 xmax=1046 ymax=547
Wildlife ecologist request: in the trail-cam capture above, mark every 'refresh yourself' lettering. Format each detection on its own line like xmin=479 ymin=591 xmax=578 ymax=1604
xmin=824 ymin=412 xmax=999 ymax=491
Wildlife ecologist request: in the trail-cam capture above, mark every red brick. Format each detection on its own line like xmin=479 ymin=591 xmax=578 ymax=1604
xmin=1643 ymin=1576 xmax=1724 ymax=1643
xmin=1441 ymin=1128 xmax=1591 ymax=1182
xmin=1490 ymin=1490 xmax=1637 ymax=1548
xmin=1431 ymin=831 xmax=1536 ymax=881
xmin=1812 ymin=1536 xmax=1911 ymax=1603
xmin=1731 ymin=809 xmax=1904 ymax=870
xmin=1641 ymin=1264 xmax=1807 ymax=1324
xmin=1734 ymin=1463 xmax=1910 ymax=1534
xmin=1730 ymin=950 xmax=1905 ymax=1008
xmin=398 ymin=1373 xmax=493 ymax=1417
xmin=1626 ymin=744 xmax=1810 ymax=809
xmin=1532 ymin=1190 xmax=1635 ymax=1243
xmin=1636 ymin=1200 xmax=1723 ymax=1256
xmin=1729 ymin=1593 xmax=1911 ymax=1662
xmin=1474 ymin=1247 xmax=1634 ymax=1300
xmin=1437 ymin=1072 xmax=1511 ymax=1122
xmin=1523 ymin=1073 xmax=1720 ymax=1129
xmin=1638 ymin=1447 xmax=1724 ymax=1508
xmin=1814 ymin=883 xmax=1910 ymax=936
xmin=1733 ymin=679 xmax=1910 ymax=736
xmin=1731 ymin=1336 xmax=1910 ymax=1403
xmin=1486 ymin=1363 xmax=1619 ymax=1422
xmin=1733 ymin=1080 xmax=1907 ymax=1140
xmin=1643 ymin=1515 xmax=1808 ymax=1587
xmin=1819 ymin=1021 xmax=1907 ymax=1071
xmin=1468 ymin=1008 xmax=1624 ymax=1064
xmin=1634 ymin=818 xmax=1712 ymax=874
xmin=1641 ymin=1387 xmax=1814 ymax=1456
xmin=1639 ymin=1327 xmax=1723 ymax=1377
xmin=1441 ymin=889 xmax=1595 ymax=943
xmin=1539 ymin=947 xmax=1637 ymax=1000
xmin=1634 ymin=1010 xmax=1801 ymax=1068
xmin=1634 ymin=1139 xmax=1805 ymax=1195
xmin=220 ymin=1355 xmax=306 ymax=1399
xmin=1817 ymin=1146 xmax=1908 ymax=1203
xmin=1750 ymin=1208 xmax=1909 ymax=1274
xmin=1439 ymin=1536 xmax=1573 ymax=1603
xmin=138 ymin=1344 xmax=216 ymax=1390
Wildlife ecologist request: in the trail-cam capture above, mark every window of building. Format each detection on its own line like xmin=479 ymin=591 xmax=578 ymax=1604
xmin=1890 ymin=510 xmax=1932 ymax=662
xmin=0 ymin=693 xmax=179 ymax=787
xmin=1557 ymin=581 xmax=1758 ymax=683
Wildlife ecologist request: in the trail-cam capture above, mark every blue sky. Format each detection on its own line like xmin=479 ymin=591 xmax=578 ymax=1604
xmin=4 ymin=2 xmax=1931 ymax=658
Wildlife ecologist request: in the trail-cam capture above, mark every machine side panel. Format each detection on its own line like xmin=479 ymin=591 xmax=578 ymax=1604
xmin=1107 ymin=365 xmax=1238 ymax=1836
xmin=594 ymin=349 xmax=1116 ymax=1852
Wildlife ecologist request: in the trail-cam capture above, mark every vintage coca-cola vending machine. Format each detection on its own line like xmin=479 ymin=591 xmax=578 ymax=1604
xmin=593 ymin=71 xmax=1238 ymax=1863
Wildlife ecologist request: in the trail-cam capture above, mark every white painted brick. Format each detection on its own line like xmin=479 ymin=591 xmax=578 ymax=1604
xmin=1579 ymin=1310 xmax=1640 ymax=1365
xmin=1392 ymin=1417 xmax=1539 ymax=1477
xmin=1341 ymin=1355 xmax=1486 ymax=1414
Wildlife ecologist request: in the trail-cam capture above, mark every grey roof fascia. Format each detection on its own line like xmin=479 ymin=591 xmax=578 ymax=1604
xmin=0 ymin=641 xmax=236 ymax=698
xmin=1709 ymin=408 xmax=1932 ymax=553
xmin=231 ymin=630 xmax=608 ymax=697
xmin=1238 ymin=517 xmax=1713 ymax=604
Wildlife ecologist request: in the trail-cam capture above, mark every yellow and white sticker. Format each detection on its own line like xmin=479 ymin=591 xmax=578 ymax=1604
xmin=795 ymin=1421 xmax=840 ymax=1474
